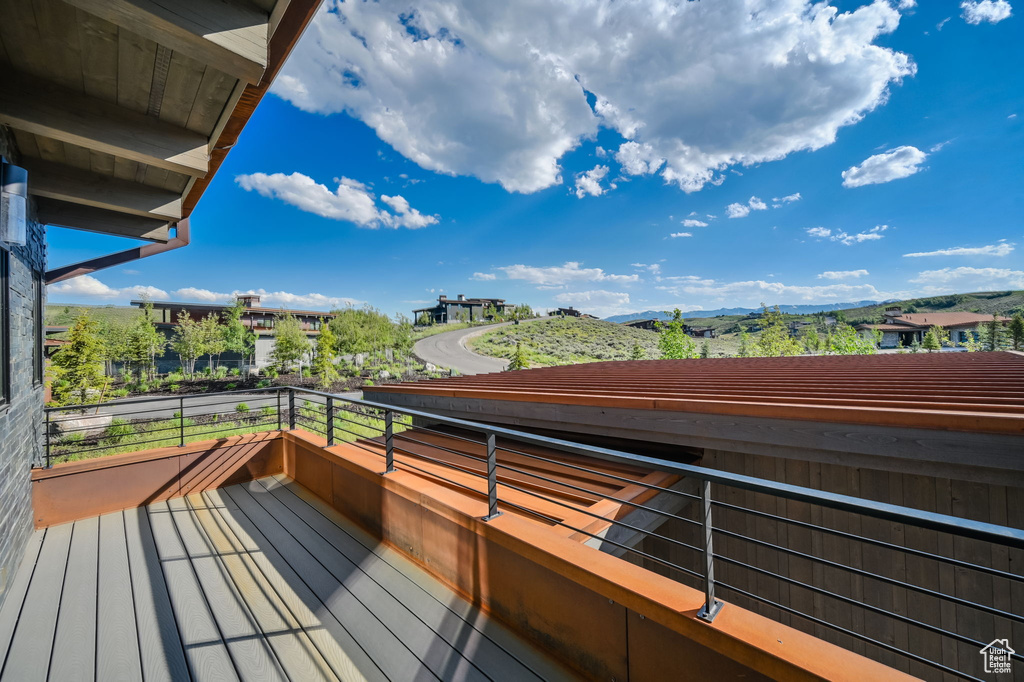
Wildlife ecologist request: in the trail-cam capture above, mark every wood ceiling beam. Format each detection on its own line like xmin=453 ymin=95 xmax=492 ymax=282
xmin=35 ymin=197 xmax=172 ymax=242
xmin=22 ymin=158 xmax=182 ymax=221
xmin=0 ymin=73 xmax=208 ymax=177
xmin=63 ymin=0 xmax=269 ymax=84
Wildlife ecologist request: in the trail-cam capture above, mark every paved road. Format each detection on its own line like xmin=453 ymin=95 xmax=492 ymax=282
xmin=414 ymin=323 xmax=511 ymax=375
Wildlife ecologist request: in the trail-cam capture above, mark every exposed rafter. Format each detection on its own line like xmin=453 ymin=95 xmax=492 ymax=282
xmin=0 ymin=73 xmax=208 ymax=177
xmin=62 ymin=0 xmax=270 ymax=84
xmin=35 ymin=198 xmax=172 ymax=243
xmin=22 ymin=158 xmax=182 ymax=221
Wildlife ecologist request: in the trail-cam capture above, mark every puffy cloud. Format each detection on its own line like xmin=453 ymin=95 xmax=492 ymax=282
xmin=726 ymin=196 xmax=768 ymax=219
xmin=656 ymin=276 xmax=892 ymax=306
xmin=669 ymin=232 xmax=693 ymax=238
xmin=236 ymin=172 xmax=437 ymax=229
xmin=682 ymin=219 xmax=708 ymax=228
xmin=818 ymin=269 xmax=869 ymax=279
xmin=48 ymin=275 xmax=169 ymax=301
xmin=471 ymin=272 xmax=497 ymax=281
xmin=961 ymin=1 xmax=1013 ymax=24
xmin=552 ymin=290 xmax=633 ymax=317
xmin=841 ymin=146 xmax=927 ymax=187
xmin=903 ymin=243 xmax=1014 ymax=258
xmin=805 ymin=225 xmax=887 ymax=245
xmin=772 ymin=192 xmax=802 ymax=207
xmin=276 ymin=1 xmax=913 ymax=194
xmin=574 ymin=165 xmax=610 ymax=198
xmin=495 ymin=261 xmax=639 ymax=287
xmin=910 ymin=267 xmax=1024 ymax=294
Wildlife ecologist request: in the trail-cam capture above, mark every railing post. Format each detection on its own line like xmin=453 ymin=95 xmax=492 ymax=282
xmin=276 ymin=389 xmax=282 ymax=431
xmin=382 ymin=410 xmax=396 ymax=474
xmin=178 ymin=396 xmax=185 ymax=447
xmin=288 ymin=389 xmax=296 ymax=430
xmin=44 ymin=409 xmax=51 ymax=468
xmin=697 ymin=479 xmax=723 ymax=622
xmin=482 ymin=433 xmax=502 ymax=521
xmin=325 ymin=397 xmax=335 ymax=446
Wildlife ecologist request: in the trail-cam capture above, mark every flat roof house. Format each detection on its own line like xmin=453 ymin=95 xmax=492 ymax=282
xmin=856 ymin=306 xmax=1010 ymax=348
xmin=413 ymin=294 xmax=512 ymax=324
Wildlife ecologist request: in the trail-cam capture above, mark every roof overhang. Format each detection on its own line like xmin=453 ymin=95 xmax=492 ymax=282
xmin=1 ymin=0 xmax=321 ymax=244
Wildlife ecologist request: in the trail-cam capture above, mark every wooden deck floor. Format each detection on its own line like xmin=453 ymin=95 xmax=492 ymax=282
xmin=0 ymin=476 xmax=576 ymax=682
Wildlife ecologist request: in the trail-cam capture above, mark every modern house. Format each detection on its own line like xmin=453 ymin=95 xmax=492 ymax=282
xmin=621 ymin=318 xmax=660 ymax=330
xmin=548 ymin=306 xmax=597 ymax=319
xmin=131 ymin=294 xmax=335 ymax=371
xmin=856 ymin=306 xmax=1010 ymax=347
xmin=413 ymin=294 xmax=512 ymax=324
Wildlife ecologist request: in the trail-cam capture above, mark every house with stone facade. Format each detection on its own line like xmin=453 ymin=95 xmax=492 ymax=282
xmin=856 ymin=306 xmax=1010 ymax=348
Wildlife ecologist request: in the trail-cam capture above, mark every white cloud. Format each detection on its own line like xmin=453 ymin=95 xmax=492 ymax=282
xmin=574 ymin=165 xmax=610 ymax=198
xmin=898 ymin=0 xmax=917 ymax=8
xmin=236 ymin=172 xmax=437 ymax=229
xmin=806 ymin=225 xmax=888 ymax=245
xmin=682 ymin=219 xmax=708 ymax=228
xmin=910 ymin=267 xmax=1024 ymax=294
xmin=903 ymin=243 xmax=1014 ymax=257
xmin=937 ymin=17 xmax=952 ymax=30
xmin=492 ymin=261 xmax=639 ymax=287
xmin=669 ymin=232 xmax=693 ymax=238
xmin=818 ymin=269 xmax=870 ymax=280
xmin=471 ymin=272 xmax=497 ymax=281
xmin=656 ymin=276 xmax=892 ymax=307
xmin=961 ymin=1 xmax=1013 ymax=24
xmin=276 ymin=0 xmax=913 ymax=194
xmin=841 ymin=146 xmax=927 ymax=187
xmin=726 ymin=196 xmax=769 ymax=219
xmin=773 ymin=193 xmax=802 ymax=205
xmin=552 ymin=290 xmax=632 ymax=317
xmin=48 ymin=276 xmax=170 ymax=301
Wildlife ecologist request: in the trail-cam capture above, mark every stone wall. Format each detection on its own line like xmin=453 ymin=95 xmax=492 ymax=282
xmin=0 ymin=127 xmax=47 ymax=607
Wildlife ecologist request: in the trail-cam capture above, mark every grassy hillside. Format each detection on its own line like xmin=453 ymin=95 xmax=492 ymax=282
xmin=832 ymin=290 xmax=1024 ymax=323
xmin=46 ymin=304 xmax=141 ymax=328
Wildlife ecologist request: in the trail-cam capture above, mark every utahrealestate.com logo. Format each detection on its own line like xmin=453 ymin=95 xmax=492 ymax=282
xmin=980 ymin=639 xmax=1014 ymax=675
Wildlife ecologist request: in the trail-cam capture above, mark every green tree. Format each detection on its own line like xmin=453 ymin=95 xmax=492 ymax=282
xmin=657 ymin=309 xmax=698 ymax=359
xmin=222 ymin=299 xmax=256 ymax=373
xmin=100 ymin=319 xmax=132 ymax=377
xmin=823 ymin=323 xmax=877 ymax=355
xmin=170 ymin=312 xmax=203 ymax=376
xmin=198 ymin=313 xmax=227 ymax=372
xmin=311 ymin=319 xmax=340 ymax=389
xmin=329 ymin=305 xmax=412 ymax=361
xmin=922 ymin=328 xmax=941 ymax=352
xmin=51 ymin=313 xmax=106 ymax=405
xmin=699 ymin=340 xmax=711 ymax=359
xmin=750 ymin=305 xmax=803 ymax=357
xmin=271 ymin=311 xmax=311 ymax=375
xmin=737 ymin=330 xmax=751 ymax=357
xmin=801 ymin=327 xmax=822 ymax=355
xmin=127 ymin=300 xmax=165 ymax=380
xmin=630 ymin=342 xmax=646 ymax=360
xmin=508 ymin=341 xmax=528 ymax=370
xmin=981 ymin=314 xmax=1005 ymax=351
xmin=1010 ymin=313 xmax=1024 ymax=351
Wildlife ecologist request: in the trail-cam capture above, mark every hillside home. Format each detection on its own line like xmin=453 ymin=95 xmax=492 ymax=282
xmin=856 ymin=306 xmax=1010 ymax=348
xmin=131 ymin=295 xmax=335 ymax=371
xmin=414 ymin=294 xmax=512 ymax=323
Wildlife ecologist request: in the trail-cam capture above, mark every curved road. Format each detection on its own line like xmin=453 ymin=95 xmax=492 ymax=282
xmin=414 ymin=323 xmax=511 ymax=375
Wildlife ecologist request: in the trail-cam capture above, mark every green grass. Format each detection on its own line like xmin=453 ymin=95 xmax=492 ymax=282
xmin=412 ymin=321 xmax=491 ymax=340
xmin=469 ymin=317 xmax=663 ymax=366
xmin=46 ymin=304 xmax=142 ymax=330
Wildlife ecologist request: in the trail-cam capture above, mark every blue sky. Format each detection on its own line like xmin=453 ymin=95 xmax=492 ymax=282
xmin=48 ymin=0 xmax=1022 ymax=318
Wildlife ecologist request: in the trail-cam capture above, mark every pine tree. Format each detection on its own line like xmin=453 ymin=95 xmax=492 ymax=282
xmin=922 ymin=328 xmax=941 ymax=352
xmin=508 ymin=342 xmax=528 ymax=370
xmin=1010 ymin=313 xmax=1024 ymax=351
xmin=311 ymin=319 xmax=340 ymax=389
xmin=630 ymin=342 xmax=646 ymax=360
xmin=657 ymin=309 xmax=698 ymax=359
xmin=737 ymin=330 xmax=751 ymax=357
xmin=700 ymin=340 xmax=711 ymax=359
xmin=51 ymin=312 xmax=105 ymax=405
xmin=271 ymin=311 xmax=311 ymax=375
xmin=982 ymin=313 xmax=1004 ymax=351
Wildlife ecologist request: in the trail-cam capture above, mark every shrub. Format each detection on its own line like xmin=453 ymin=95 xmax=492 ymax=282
xmin=168 ymin=384 xmax=180 ymax=392
xmin=214 ymin=366 xmax=229 ymax=379
xmin=225 ymin=383 xmax=237 ymax=390
xmin=256 ymin=379 xmax=272 ymax=389
xmin=229 ymin=367 xmax=241 ymax=376
xmin=105 ymin=418 xmax=136 ymax=444
xmin=109 ymin=388 xmax=129 ymax=398
xmin=261 ymin=406 xmax=275 ymax=418
xmin=235 ymin=403 xmax=250 ymax=414
xmin=166 ymin=371 xmax=185 ymax=382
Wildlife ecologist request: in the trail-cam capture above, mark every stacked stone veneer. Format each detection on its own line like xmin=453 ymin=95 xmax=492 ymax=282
xmin=0 ymin=126 xmax=46 ymax=607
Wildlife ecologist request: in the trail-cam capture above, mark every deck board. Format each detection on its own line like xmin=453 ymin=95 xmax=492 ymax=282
xmin=0 ymin=477 xmax=577 ymax=681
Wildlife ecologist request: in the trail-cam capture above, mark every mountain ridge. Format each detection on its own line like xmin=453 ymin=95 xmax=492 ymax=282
xmin=605 ymin=300 xmax=888 ymax=323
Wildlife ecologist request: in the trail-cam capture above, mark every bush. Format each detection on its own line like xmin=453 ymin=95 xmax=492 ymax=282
xmin=105 ymin=418 xmax=136 ymax=444
xmin=166 ymin=371 xmax=185 ymax=382
xmin=109 ymin=388 xmax=129 ymax=398
xmin=168 ymin=384 xmax=180 ymax=392
xmin=225 ymin=383 xmax=237 ymax=390
xmin=235 ymin=403 xmax=250 ymax=414
xmin=261 ymin=406 xmax=275 ymax=418
xmin=256 ymin=379 xmax=272 ymax=389
xmin=229 ymin=367 xmax=241 ymax=376
xmin=214 ymin=366 xmax=229 ymax=379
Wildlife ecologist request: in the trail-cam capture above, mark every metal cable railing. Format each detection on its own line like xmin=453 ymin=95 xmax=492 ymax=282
xmin=42 ymin=385 xmax=1024 ymax=681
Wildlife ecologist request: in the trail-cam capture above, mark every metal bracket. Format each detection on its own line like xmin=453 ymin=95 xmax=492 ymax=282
xmin=697 ymin=600 xmax=723 ymax=623
xmin=482 ymin=511 xmax=504 ymax=522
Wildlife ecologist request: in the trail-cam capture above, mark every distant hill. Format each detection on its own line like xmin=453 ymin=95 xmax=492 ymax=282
xmin=605 ymin=300 xmax=886 ymax=323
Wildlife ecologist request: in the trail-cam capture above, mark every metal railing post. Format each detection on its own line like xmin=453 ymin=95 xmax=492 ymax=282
xmin=697 ymin=479 xmax=722 ymax=622
xmin=276 ymin=389 xmax=282 ymax=431
xmin=44 ymin=410 xmax=51 ymax=468
xmin=382 ymin=410 xmax=396 ymax=474
xmin=482 ymin=433 xmax=502 ymax=521
xmin=288 ymin=389 xmax=296 ymax=430
xmin=325 ymin=397 xmax=335 ymax=446
xmin=178 ymin=396 xmax=185 ymax=447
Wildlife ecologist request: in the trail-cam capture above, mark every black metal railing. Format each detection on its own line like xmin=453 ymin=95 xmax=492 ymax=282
xmin=42 ymin=386 xmax=1024 ymax=681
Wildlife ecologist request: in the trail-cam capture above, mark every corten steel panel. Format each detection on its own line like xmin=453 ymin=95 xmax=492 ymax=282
xmin=32 ymin=433 xmax=282 ymax=528
xmin=370 ymin=353 xmax=1024 ymax=435
xmin=279 ymin=431 xmax=916 ymax=682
